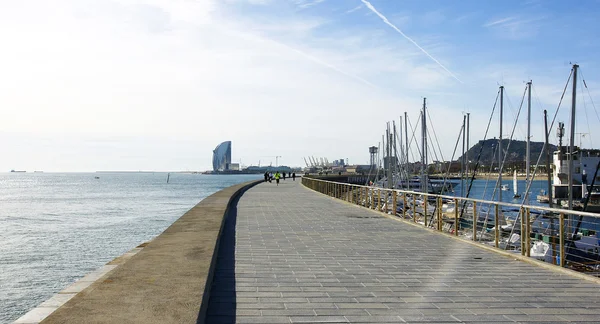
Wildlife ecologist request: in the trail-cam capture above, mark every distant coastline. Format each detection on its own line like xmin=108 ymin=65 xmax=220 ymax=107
xmin=95 ymin=171 xmax=202 ymax=174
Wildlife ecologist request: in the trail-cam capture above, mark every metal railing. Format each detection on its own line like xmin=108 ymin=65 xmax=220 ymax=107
xmin=302 ymin=176 xmax=600 ymax=276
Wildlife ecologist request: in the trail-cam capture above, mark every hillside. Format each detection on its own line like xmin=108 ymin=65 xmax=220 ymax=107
xmin=457 ymin=139 xmax=557 ymax=166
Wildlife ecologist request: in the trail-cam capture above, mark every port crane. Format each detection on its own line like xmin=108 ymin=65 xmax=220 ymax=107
xmin=259 ymin=156 xmax=282 ymax=167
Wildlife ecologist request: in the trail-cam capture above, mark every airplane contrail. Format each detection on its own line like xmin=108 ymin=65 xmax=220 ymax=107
xmin=360 ymin=0 xmax=463 ymax=84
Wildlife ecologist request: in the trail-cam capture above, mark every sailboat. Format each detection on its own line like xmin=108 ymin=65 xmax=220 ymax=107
xmin=513 ymin=170 xmax=521 ymax=198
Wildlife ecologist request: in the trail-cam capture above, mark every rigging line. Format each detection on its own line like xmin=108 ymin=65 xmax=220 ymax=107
xmin=580 ymin=68 xmax=600 ymax=125
xmin=498 ymin=85 xmax=527 ymax=177
xmin=580 ymin=77 xmax=593 ymax=149
xmin=426 ymin=126 xmax=441 ymax=164
xmin=483 ymin=85 xmax=527 ymax=242
xmin=503 ymin=87 xmax=526 ymax=141
xmin=394 ymin=129 xmax=409 ymax=186
xmin=426 ymin=108 xmax=446 ymax=163
xmin=407 ymin=113 xmax=422 ymax=165
xmin=460 ymin=89 xmax=500 ymax=220
xmin=440 ymin=120 xmax=465 ymax=196
xmin=514 ymin=68 xmax=574 ymax=242
xmin=516 ymin=68 xmax=572 ymax=193
xmin=547 ymin=69 xmax=574 ymax=142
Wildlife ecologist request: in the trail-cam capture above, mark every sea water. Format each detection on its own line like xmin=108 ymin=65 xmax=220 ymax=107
xmin=0 ymin=172 xmax=261 ymax=323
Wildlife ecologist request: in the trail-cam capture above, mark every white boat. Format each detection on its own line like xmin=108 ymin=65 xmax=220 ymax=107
xmin=501 ymin=184 xmax=509 ymax=191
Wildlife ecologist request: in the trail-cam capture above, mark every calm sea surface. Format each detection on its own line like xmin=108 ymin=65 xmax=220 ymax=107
xmin=0 ymin=172 xmax=262 ymax=324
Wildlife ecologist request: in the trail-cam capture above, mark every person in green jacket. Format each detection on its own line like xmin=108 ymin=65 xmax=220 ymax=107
xmin=274 ymin=171 xmax=281 ymax=186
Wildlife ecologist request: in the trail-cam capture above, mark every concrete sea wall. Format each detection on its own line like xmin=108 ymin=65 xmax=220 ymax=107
xmin=14 ymin=179 xmax=263 ymax=324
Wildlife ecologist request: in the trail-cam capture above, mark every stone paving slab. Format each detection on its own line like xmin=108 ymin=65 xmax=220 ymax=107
xmin=206 ymin=180 xmax=600 ymax=323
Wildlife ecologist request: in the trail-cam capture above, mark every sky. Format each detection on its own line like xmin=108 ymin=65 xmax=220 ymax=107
xmin=1 ymin=0 xmax=600 ymax=172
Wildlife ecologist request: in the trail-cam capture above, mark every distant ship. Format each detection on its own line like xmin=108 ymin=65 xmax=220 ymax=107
xmin=10 ymin=170 xmax=26 ymax=173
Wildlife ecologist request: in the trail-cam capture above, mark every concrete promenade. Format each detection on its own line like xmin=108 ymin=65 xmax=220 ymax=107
xmin=206 ymin=179 xmax=600 ymax=323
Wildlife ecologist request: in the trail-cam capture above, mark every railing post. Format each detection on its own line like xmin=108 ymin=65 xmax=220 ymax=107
xmin=347 ymin=184 xmax=350 ymax=202
xmin=412 ymin=194 xmax=416 ymax=223
xmin=392 ymin=191 xmax=397 ymax=216
xmin=526 ymin=208 xmax=531 ymax=257
xmin=423 ymin=195 xmax=428 ymax=227
xmin=520 ymin=207 xmax=525 ymax=255
xmin=437 ymin=197 xmax=442 ymax=231
xmin=403 ymin=193 xmax=407 ymax=219
xmin=454 ymin=198 xmax=459 ymax=236
xmin=494 ymin=204 xmax=499 ymax=248
xmin=377 ymin=189 xmax=382 ymax=211
xmin=364 ymin=187 xmax=368 ymax=207
xmin=560 ymin=212 xmax=565 ymax=267
xmin=348 ymin=185 xmax=352 ymax=203
xmin=472 ymin=201 xmax=477 ymax=241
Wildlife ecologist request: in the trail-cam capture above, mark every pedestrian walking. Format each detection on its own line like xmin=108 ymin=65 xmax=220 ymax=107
xmin=274 ymin=171 xmax=281 ymax=186
xmin=292 ymin=172 xmax=296 ymax=181
xmin=264 ymin=172 xmax=268 ymax=182
xmin=283 ymin=172 xmax=286 ymax=180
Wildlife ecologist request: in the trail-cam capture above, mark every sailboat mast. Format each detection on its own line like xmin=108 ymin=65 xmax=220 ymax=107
xmin=568 ymin=64 xmax=578 ymax=211
xmin=404 ymin=112 xmax=409 ymax=189
xmin=398 ymin=117 xmax=404 ymax=187
xmin=499 ymin=86 xmax=504 ymax=203
xmin=544 ymin=110 xmax=553 ymax=207
xmin=461 ymin=115 xmax=466 ymax=197
xmin=393 ymin=120 xmax=398 ymax=188
xmin=385 ymin=122 xmax=393 ymax=189
xmin=526 ymin=81 xmax=532 ymax=200
xmin=466 ymin=112 xmax=470 ymax=181
xmin=421 ymin=98 xmax=427 ymax=193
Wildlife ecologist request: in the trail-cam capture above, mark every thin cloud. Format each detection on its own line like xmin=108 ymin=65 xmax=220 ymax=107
xmin=345 ymin=4 xmax=363 ymax=14
xmin=484 ymin=16 xmax=516 ymax=27
xmin=276 ymin=41 xmax=379 ymax=88
xmin=294 ymin=0 xmax=326 ymax=9
xmin=483 ymin=15 xmax=545 ymax=39
xmin=360 ymin=0 xmax=463 ymax=84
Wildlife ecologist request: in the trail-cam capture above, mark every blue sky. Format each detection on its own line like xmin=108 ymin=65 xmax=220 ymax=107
xmin=1 ymin=0 xmax=600 ymax=171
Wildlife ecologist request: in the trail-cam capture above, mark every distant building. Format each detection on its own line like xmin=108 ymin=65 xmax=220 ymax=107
xmin=244 ymin=165 xmax=296 ymax=173
xmin=212 ymin=141 xmax=232 ymax=172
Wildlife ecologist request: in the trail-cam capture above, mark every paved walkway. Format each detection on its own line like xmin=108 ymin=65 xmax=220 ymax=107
xmin=206 ymin=180 xmax=600 ymax=323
